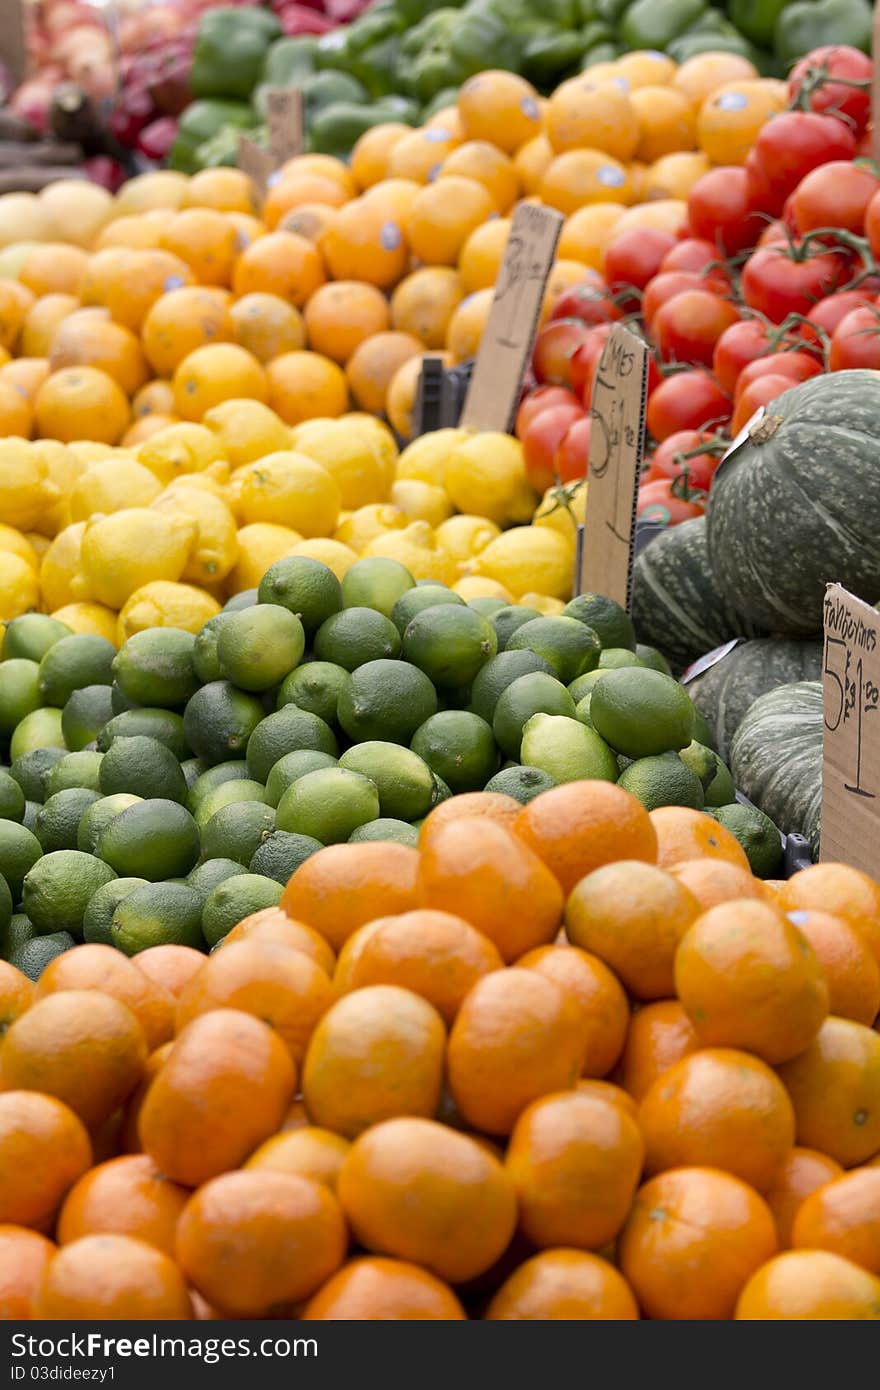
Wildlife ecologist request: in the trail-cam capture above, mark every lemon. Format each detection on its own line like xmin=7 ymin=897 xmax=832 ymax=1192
xmin=0 ymin=439 xmax=61 ymax=531
xmin=39 ymin=522 xmax=86 ymax=611
xmin=390 ymin=479 xmax=453 ymax=527
xmin=434 ymin=514 xmax=502 ymax=564
xmin=443 ymin=432 xmax=537 ymax=526
xmin=237 ymin=451 xmax=341 ymax=537
xmin=31 ymin=441 xmax=80 ymax=538
xmin=74 ymin=507 xmax=197 ymax=609
xmin=152 ymin=485 xmax=238 ymax=585
xmin=0 ymin=524 xmax=39 ymax=572
xmin=291 ymin=418 xmax=388 ymax=510
xmin=224 ymin=523 xmax=303 ymax=594
xmin=334 ymin=503 xmax=407 ymax=553
xmin=24 ymin=533 xmax=50 ymax=564
xmin=521 ymin=592 xmax=567 ymax=615
xmin=0 ymin=551 xmax=39 ymax=620
xmin=453 ymin=575 xmax=514 ymax=603
xmin=66 ymin=441 xmax=117 ymax=468
xmin=533 ymin=481 xmax=588 ymax=545
xmin=203 ymin=399 xmax=291 ymax=469
xmin=70 ymin=457 xmax=162 ymax=522
xmin=51 ymin=601 xmax=118 ymax=644
xmin=137 ymin=423 xmax=228 ymax=486
xmin=288 ymin=538 xmax=357 ymax=581
xmin=364 ymin=521 xmax=456 ymax=585
xmin=345 ymin=413 xmax=398 ymax=490
xmin=477 ymin=526 xmax=574 ymax=601
xmin=117 ymin=580 xmax=220 ymax=643
xmin=396 ymin=428 xmax=468 ymax=485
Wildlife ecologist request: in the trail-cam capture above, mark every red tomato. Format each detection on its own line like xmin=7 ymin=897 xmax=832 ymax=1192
xmin=553 ymin=414 xmax=592 ymax=484
xmin=788 ymin=46 xmax=872 ymax=134
xmin=757 ymin=220 xmax=789 ymax=248
xmin=604 ymin=228 xmax=678 ymax=309
xmin=548 ymin=278 xmax=620 ymax=328
xmin=522 ymin=402 xmax=586 ymax=493
xmin=712 ymin=318 xmax=775 ymax=395
xmin=637 ymin=478 xmax=705 ymax=527
xmin=659 ymin=237 xmax=732 ymax=290
xmin=645 ymin=429 xmax=721 ymax=491
xmin=740 ymin=244 xmax=845 ymax=323
xmin=730 ymin=374 xmax=796 ymax=434
xmin=828 ymin=305 xmax=880 ymax=371
xmin=796 ymin=289 xmax=874 ymax=352
xmin=652 ymin=290 xmax=740 ymax=367
xmin=642 ymin=271 xmax=706 ymax=328
xmin=531 ymin=318 xmax=596 ymax=387
xmin=862 ymin=188 xmax=880 ymax=262
xmin=748 ymin=113 xmax=856 ymax=221
xmin=687 ymin=166 xmax=764 ymax=256
xmin=568 ymin=324 xmax=613 ymax=401
xmin=646 ymin=370 xmax=731 ymax=441
xmin=515 ymin=384 xmax=582 ymax=439
xmin=733 ymin=350 xmax=823 ymax=401
xmin=790 ymin=161 xmax=880 ymax=236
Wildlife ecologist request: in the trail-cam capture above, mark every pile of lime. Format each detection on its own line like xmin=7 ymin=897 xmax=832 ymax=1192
xmin=0 ymin=557 xmax=777 ymax=976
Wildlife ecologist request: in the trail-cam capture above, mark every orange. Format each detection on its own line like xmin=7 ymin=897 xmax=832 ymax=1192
xmin=302 ymin=985 xmax=445 ymax=1139
xmin=245 ymin=1126 xmax=350 ymax=1192
xmin=322 ymin=198 xmax=409 ymax=290
xmin=540 ymin=150 xmax=634 ymax=216
xmin=278 ymin=202 xmax=338 ymax=247
xmin=81 ymin=248 xmax=196 ymax=333
xmin=132 ymin=378 xmax=176 ymax=417
xmin=0 ymin=1226 xmax=55 ymax=1319
xmin=389 ymin=128 xmax=462 ymax=183
xmin=183 ymin=167 xmax=256 ymax=214
xmin=630 ymin=86 xmax=697 ymax=162
xmin=445 ymin=287 xmax=494 ymax=362
xmin=229 ymin=290 xmax=305 ymax=363
xmin=277 ymin=154 xmax=355 ymax=196
xmin=95 ymin=210 xmax=171 ymax=251
xmin=19 ymin=243 xmax=89 ymax=297
xmin=303 ymin=279 xmax=390 ymax=364
xmin=515 ymin=781 xmax=658 ymax=895
xmin=673 ymin=52 xmax=759 ymax=110
xmin=447 ymin=968 xmax=585 ymax=1135
xmin=675 ymin=899 xmax=829 ymax=1064
xmin=351 ymin=123 xmax=411 ymax=190
xmin=48 ymin=309 xmax=148 ymax=397
xmin=487 ymin=1249 xmax=638 ymax=1320
xmin=177 ymin=1169 xmax=346 ymax=1317
xmin=159 ymin=208 xmax=239 ymax=286
xmin=338 ymin=1116 xmax=516 ymax=1282
xmin=0 ymin=1091 xmax=92 ymax=1229
xmin=558 ymin=203 xmax=626 ymax=271
xmin=419 ymin=790 xmax=521 ymax=842
xmin=406 ymin=177 xmax=494 ymax=267
xmin=0 ymin=379 xmax=32 ymax=437
xmin=457 ymin=70 xmax=543 ymax=154
xmin=506 ymin=1090 xmax=644 ymax=1249
xmin=122 ymin=414 xmax=176 ymax=447
xmin=141 ymin=285 xmax=234 ymax=378
xmin=791 ymin=1167 xmax=880 ymax=1274
xmin=333 ymin=909 xmax=502 ymax=1024
xmin=616 ymin=50 xmax=677 ymax=87
xmin=439 ymin=142 xmax=519 ymax=213
xmin=20 ymin=292 xmax=79 ymax=357
xmin=776 ymin=1016 xmax=880 ymax=1167
xmin=735 ymin=1249 xmax=880 ymax=1319
xmin=0 ymin=959 xmax=33 ymax=1037
xmin=346 ymin=330 xmax=423 ymax=415
xmin=670 ymin=857 xmax=765 ymax=912
xmin=650 ymin=805 xmax=752 ymax=870
xmin=226 ymin=211 xmax=264 ymax=247
xmin=303 ymin=1256 xmax=466 ymax=1320
xmin=616 ymin=998 xmax=699 ymax=1101
xmin=390 ymin=266 xmax=464 ymax=349
xmin=231 ymin=231 xmax=325 ymax=307
xmin=514 ymin=133 xmax=555 ymax=195
xmin=223 ymin=908 xmax=336 ymax=976
xmin=172 ymin=342 xmax=267 ymax=421
xmin=697 ymin=80 xmax=786 ymax=165
xmin=281 ymin=842 xmax=419 ymax=953
xmin=0 ymin=277 xmax=35 ymax=350
xmin=138 ymin=1009 xmax=296 ymax=1186
xmin=457 ymin=218 xmax=510 ymax=294
xmin=34 ymin=942 xmax=175 ymax=1052
xmin=119 ymin=1041 xmax=172 ymax=1156
xmin=517 ymin=944 xmax=628 ymax=1078
xmin=784 ymin=908 xmax=880 ymax=1025
xmin=642 ymin=151 xmax=711 ymax=201
xmin=765 ymin=1147 xmax=844 ymax=1248
xmin=57 ymin=1153 xmax=189 ymax=1256
xmin=619 ymin=1167 xmax=778 ymax=1320
xmin=545 ymin=77 xmax=639 ymax=161
xmin=779 ymin=862 xmax=880 ymax=969
xmin=0 ymin=356 xmax=50 ymax=402
xmin=35 ymin=1233 xmax=192 ymax=1320
xmin=133 ymin=943 xmax=205 ymax=1000
xmin=266 ymin=349 xmax=349 ymax=425
xmin=34 ymin=366 xmax=130 ymax=444
xmin=263 ymin=175 xmax=348 ymax=231
xmin=362 ymin=177 xmax=421 ymax=224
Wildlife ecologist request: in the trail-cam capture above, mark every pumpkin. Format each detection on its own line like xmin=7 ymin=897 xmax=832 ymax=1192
xmin=688 ymin=637 xmax=822 ymax=762
xmin=631 ymin=516 xmax=764 ymax=674
xmin=707 ymin=370 xmax=880 ymax=636
xmin=729 ymin=679 xmax=822 ymax=858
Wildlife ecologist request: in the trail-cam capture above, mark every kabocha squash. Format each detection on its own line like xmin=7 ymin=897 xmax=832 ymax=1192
xmin=729 ymin=679 xmax=822 ymax=859
xmin=688 ymin=638 xmax=822 ymax=763
xmin=707 ymin=370 xmax=880 ymax=637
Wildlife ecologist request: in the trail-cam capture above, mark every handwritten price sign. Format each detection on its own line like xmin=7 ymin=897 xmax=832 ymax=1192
xmin=821 ymin=583 xmax=880 ymax=873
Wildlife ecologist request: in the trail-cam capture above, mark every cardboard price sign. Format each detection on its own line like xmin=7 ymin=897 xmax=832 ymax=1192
xmin=460 ymin=202 xmax=563 ymax=433
xmin=821 ymin=583 xmax=880 ymax=874
xmin=237 ymin=135 xmax=273 ymax=198
xmin=266 ymin=88 xmax=304 ymax=166
xmin=574 ymin=324 xmax=649 ymax=608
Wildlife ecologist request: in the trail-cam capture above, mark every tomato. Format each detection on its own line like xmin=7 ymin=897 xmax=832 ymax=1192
xmin=646 ymin=369 xmax=731 ymax=441
xmin=747 ymin=112 xmax=856 ymax=218
xmin=712 ymin=318 xmax=775 ymax=395
xmin=795 ymin=289 xmax=874 ymax=352
xmin=531 ymin=318 xmax=597 ymax=387
xmin=652 ymin=290 xmax=740 ymax=367
xmin=788 ymin=46 xmax=872 ymax=134
xmin=604 ymin=228 xmax=678 ymax=309
xmin=642 ymin=271 xmax=706 ymax=328
xmin=554 ymin=415 xmax=592 ymax=484
xmin=790 ymin=161 xmax=880 ymax=237
xmin=733 ymin=350 xmax=823 ymax=401
xmin=757 ymin=220 xmax=789 ymax=248
xmin=730 ymin=373 xmax=795 ymax=434
xmin=548 ymin=278 xmax=620 ymax=328
xmin=638 ymin=478 xmax=705 ymax=527
xmin=515 ymin=384 xmax=582 ymax=439
xmin=660 ymin=237 xmax=732 ymax=290
xmin=740 ymin=244 xmax=845 ymax=323
xmin=828 ymin=306 xmax=880 ymax=371
xmin=645 ymin=429 xmax=721 ymax=491
xmin=687 ymin=166 xmax=764 ymax=256
xmin=568 ymin=324 xmax=613 ymax=401
xmin=522 ymin=402 xmax=586 ymax=493
xmin=862 ymin=188 xmax=880 ymax=263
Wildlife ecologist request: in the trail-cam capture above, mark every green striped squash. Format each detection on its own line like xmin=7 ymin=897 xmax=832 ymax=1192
xmin=688 ymin=637 xmax=821 ymax=762
xmin=729 ymin=679 xmax=822 ymax=858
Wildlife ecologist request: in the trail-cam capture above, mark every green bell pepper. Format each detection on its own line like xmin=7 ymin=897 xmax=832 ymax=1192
xmin=190 ymin=7 xmax=282 ymax=102
xmin=774 ymin=0 xmax=872 ymax=65
xmin=347 ymin=36 xmax=406 ymax=97
xmin=620 ymin=0 xmax=708 ymax=50
xmin=308 ymin=100 xmax=416 ymax=156
xmin=169 ymin=98 xmax=254 ymax=173
xmin=448 ymin=11 xmax=522 ymax=76
xmin=262 ymin=36 xmax=319 ymax=88
xmin=401 ymin=9 xmax=459 ymax=59
xmin=728 ymin=0 xmax=791 ymax=47
xmin=301 ymin=70 xmax=369 ymax=121
xmin=420 ymin=86 xmax=461 ymax=119
xmin=594 ymin=0 xmax=631 ymax=25
xmin=521 ymin=30 xmax=588 ymax=86
xmin=580 ymin=39 xmax=622 ymax=65
xmin=667 ymin=30 xmax=765 ymax=62
xmin=407 ymin=47 xmax=466 ymax=102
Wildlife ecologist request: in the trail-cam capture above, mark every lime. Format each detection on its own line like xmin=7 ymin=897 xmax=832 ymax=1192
xmin=111 ymin=881 xmax=205 ymax=955
xmin=83 ymin=877 xmax=148 ymax=945
xmin=597 ymin=648 xmax=645 ymax=670
xmin=520 ymin=713 xmax=618 ymax=784
xmin=0 ymin=659 xmax=40 ymax=736
xmin=193 ymin=779 xmax=268 ymax=829
xmin=341 ymin=557 xmax=415 ymax=618
xmin=704 ymin=754 xmax=736 ymax=808
xmin=0 ymin=872 xmax=10 ymax=940
xmin=22 ymin=802 xmax=39 ymax=833
xmin=192 ymin=614 xmax=228 ymax=685
xmin=567 ymin=669 xmax=608 ymax=703
xmin=245 ymin=705 xmax=338 ymax=783
xmin=410 ymin=711 xmax=498 ymax=794
xmin=349 ymin=819 xmax=419 ymax=846
xmin=110 ymin=681 xmax=138 ymax=715
xmin=1 ymin=909 xmax=36 ymax=959
xmin=402 ymin=605 xmax=497 ymax=688
xmin=180 ymin=758 xmax=205 ymax=792
xmin=507 ymin=616 xmax=600 ymax=685
xmin=636 ymin=643 xmax=673 ymax=676
xmin=112 ymin=627 xmax=198 ymax=708
xmin=276 ymin=766 xmax=380 ymax=844
xmin=250 ymin=830 xmax=322 ymax=884
xmin=336 ymin=659 xmax=437 ymax=746
xmin=222 ymin=588 xmax=259 ymax=612
xmin=182 ymin=682 xmax=264 ymax=766
xmin=711 ymin=802 xmax=783 ymax=878
xmin=98 ymin=708 xmax=189 ymax=760
xmin=187 ymin=760 xmax=251 ymax=816
xmin=692 ymin=706 xmax=716 ymax=752
xmin=77 ymin=794 xmax=141 ymax=856
xmin=22 ymin=849 xmax=117 ymax=938
xmin=187 ymin=857 xmax=245 ymax=901
xmin=216 ymin=604 xmax=305 ymax=692
xmin=199 ymin=800 xmax=276 ymax=866
xmin=574 ymin=694 xmax=593 ymax=727
xmin=314 ymin=607 xmax=401 ymax=670
xmin=258 ymin=556 xmax=343 ymax=636
xmin=339 ymin=742 xmax=435 ymax=821
xmin=277 ymin=661 xmax=348 ymax=726
xmin=10 ymin=708 xmax=65 ymax=763
xmin=37 ymin=634 xmax=115 ymax=708
xmin=9 ymin=932 xmax=76 ymax=981
xmin=35 ymin=788 xmax=102 ymax=854
xmin=46 ymin=751 xmax=104 ymax=797
xmin=10 ymin=747 xmax=67 ymax=803
xmin=2 ymin=614 xmax=71 ymax=664
xmin=201 ymin=873 xmax=283 ymax=949
xmin=431 ymin=772 xmax=452 ymax=805
xmin=484 ymin=765 xmax=556 ymax=803
xmin=96 ymin=799 xmax=200 ymax=881
xmin=61 ymin=685 xmax=115 ymax=752
xmin=490 ymin=605 xmax=542 ymax=651
xmin=677 ymin=740 xmax=718 ymax=793
xmin=469 ymin=650 xmax=554 ymax=726
xmin=99 ymin=735 xmax=187 ymax=804
xmin=265 ymin=750 xmax=338 ymax=808
xmin=617 ymin=752 xmax=706 ymax=811
xmin=468 ymin=597 xmax=507 ymax=617
xmin=590 ymin=668 xmax=695 ymax=757
xmin=492 ymin=672 xmax=576 ymax=760
xmin=0 ymin=771 xmax=25 ymax=824
xmin=563 ymin=593 xmax=636 ymax=651
xmin=391 ymin=584 xmax=463 ymax=636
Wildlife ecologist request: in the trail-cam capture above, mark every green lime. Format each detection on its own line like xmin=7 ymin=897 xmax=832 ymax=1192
xmin=222 ymin=588 xmax=259 ymax=613
xmin=193 ymin=779 xmax=268 ymax=829
xmin=0 ymin=771 xmax=25 ymax=823
xmin=257 ymin=556 xmax=342 ymax=636
xmin=590 ymin=668 xmax=695 ymax=757
xmin=410 ymin=711 xmax=498 ymax=794
xmin=265 ymin=750 xmax=337 ymax=808
xmin=391 ymin=584 xmax=463 ymax=636
xmin=10 ymin=708 xmax=65 ymax=763
xmin=314 ymin=607 xmax=401 ymax=670
xmin=22 ymin=848 xmax=117 ymax=938
xmin=617 ymin=752 xmax=706 ymax=811
xmin=490 ymin=605 xmax=542 ymax=651
xmin=10 ymin=747 xmax=67 ymax=803
xmin=692 ymin=706 xmax=716 ymax=752
xmin=182 ymin=682 xmax=264 ymax=766
xmin=77 ymin=794 xmax=141 ymax=856
xmin=83 ymin=877 xmax=148 ymax=945
xmin=467 ymin=597 xmax=507 ymax=618
xmin=111 ymin=881 xmax=205 ymax=955
xmin=336 ymin=658 xmax=437 ymax=746
xmin=277 ymin=661 xmax=348 ymax=725
xmin=349 ymin=818 xmax=419 ymax=846
xmin=636 ymin=644 xmax=673 ymax=675
xmin=180 ymin=758 xmax=205 ymax=792
xmin=574 ymin=694 xmax=593 ymax=727
xmin=711 ymin=803 xmax=783 ymax=878
xmin=201 ymin=873 xmax=283 ymax=949
xmin=9 ymin=932 xmax=76 ymax=981
xmin=22 ymin=802 xmax=39 ymax=833
xmin=507 ymin=616 xmax=600 ymax=685
xmin=187 ymin=760 xmax=251 ymax=815
xmin=431 ymin=772 xmax=452 ymax=805
xmin=276 ymin=766 xmax=380 ymax=844
xmin=704 ymin=754 xmax=736 ymax=808
xmin=96 ymin=800 xmax=200 ymax=881
xmin=567 ymin=669 xmax=608 ymax=703
xmin=402 ymin=605 xmax=497 ymax=688
xmin=0 ymin=659 xmax=40 ymax=736
xmin=250 ymin=830 xmax=322 ymax=884
xmin=199 ymin=800 xmax=276 ymax=866
xmin=563 ymin=593 xmax=636 ymax=651
xmin=187 ymin=857 xmax=245 ymax=901
xmin=35 ymin=788 xmax=102 ymax=854
xmin=98 ymin=735 xmax=187 ymax=804
xmin=483 ymin=765 xmax=556 ymax=804
xmin=1 ymin=910 xmax=36 ymax=958
xmin=2 ymin=614 xmax=71 ymax=664
xmin=245 ymin=705 xmax=337 ymax=783
xmin=110 ymin=681 xmax=138 ymax=715
xmin=0 ymin=871 xmax=10 ymax=941
xmin=341 ymin=557 xmax=415 ymax=618
xmin=339 ymin=741 xmax=435 ymax=821
xmin=98 ymin=708 xmax=190 ymax=760
xmin=0 ymin=820 xmax=41 ymax=903
xmin=492 ymin=672 xmax=576 ymax=761
xmin=520 ymin=713 xmax=618 ymax=784
xmin=191 ymin=614 xmax=227 ymax=685
xmin=469 ymin=650 xmax=554 ymax=726
xmin=677 ymin=740 xmax=718 ymax=793
xmin=61 ymin=685 xmax=115 ymax=752
xmin=597 ymin=648 xmax=645 ymax=670
xmin=37 ymin=634 xmax=115 ymax=708
xmin=216 ymin=603 xmax=305 ymax=692
xmin=46 ymin=751 xmax=104 ymax=797
xmin=112 ymin=627 xmax=198 ymax=708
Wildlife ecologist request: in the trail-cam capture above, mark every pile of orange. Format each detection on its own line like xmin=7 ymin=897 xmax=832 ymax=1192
xmin=1 ymin=779 xmax=879 ymax=1321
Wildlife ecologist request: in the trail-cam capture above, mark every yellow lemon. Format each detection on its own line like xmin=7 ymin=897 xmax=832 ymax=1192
xmin=334 ymin=503 xmax=407 ymax=553
xmin=162 ymin=472 xmax=230 ymax=504
xmin=0 ymin=550 xmax=39 ymax=620
xmin=152 ymin=485 xmax=238 ymax=585
xmin=364 ymin=521 xmax=456 ymax=585
xmin=395 ymin=428 xmax=468 ymax=485
xmin=532 ymin=480 xmax=588 ymax=546
xmin=452 ymin=575 xmax=514 ymax=603
xmin=390 ymin=479 xmax=453 ymax=527
xmin=236 ymin=451 xmax=341 ymax=537
xmin=0 ymin=438 xmax=61 ymax=531
xmin=70 ymin=457 xmax=163 ymax=522
xmin=39 ymin=521 xmax=86 ymax=611
xmin=434 ymin=514 xmax=501 ymax=564
xmin=443 ymin=432 xmax=537 ymax=526
xmin=345 ymin=413 xmax=398 ymax=490
xmin=225 ymin=522 xmax=303 ymax=594
xmin=520 ymin=592 xmax=567 ymax=615
xmin=290 ymin=418 xmax=387 ymax=510
xmin=66 ymin=441 xmax=118 ymax=468
xmin=24 ymin=533 xmax=50 ymax=564
xmin=477 ymin=526 xmax=574 ymax=601
xmin=117 ymin=580 xmax=221 ymax=643
xmin=287 ymin=538 xmax=357 ymax=581
xmin=30 ymin=441 xmax=81 ymax=538
xmin=51 ymin=600 xmax=118 ymax=644
xmin=74 ymin=507 xmax=197 ymax=609
xmin=202 ymin=399 xmax=291 ymax=469
xmin=137 ymin=422 xmax=228 ymax=486
xmin=0 ymin=524 xmax=39 ymax=571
